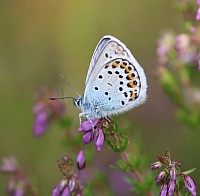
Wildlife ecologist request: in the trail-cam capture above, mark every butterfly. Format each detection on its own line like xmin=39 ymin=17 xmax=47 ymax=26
xmin=50 ymin=35 xmax=147 ymax=123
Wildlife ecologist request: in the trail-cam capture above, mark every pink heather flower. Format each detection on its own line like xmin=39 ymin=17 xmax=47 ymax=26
xmin=78 ymin=119 xmax=105 ymax=152
xmin=61 ymin=187 xmax=70 ymax=196
xmin=52 ymin=179 xmax=68 ymax=196
xmin=150 ymin=161 xmax=162 ymax=170
xmin=0 ymin=157 xmax=18 ymax=173
xmin=33 ymin=87 xmax=65 ymax=137
xmin=175 ymin=34 xmax=189 ymax=57
xmin=78 ymin=119 xmax=99 ymax=132
xmin=33 ymin=111 xmax=49 ymax=136
xmin=198 ymin=59 xmax=200 ymax=71
xmin=83 ymin=131 xmax=93 ymax=144
xmin=94 ymin=128 xmax=104 ymax=152
xmin=197 ymin=0 xmax=200 ymax=5
xmin=68 ymin=178 xmax=76 ymax=192
xmin=168 ymin=181 xmax=176 ymax=196
xmin=160 ymin=183 xmax=168 ymax=196
xmin=76 ymin=150 xmax=86 ymax=170
xmin=156 ymin=32 xmax=175 ymax=66
xmin=54 ymin=153 xmax=84 ymax=196
xmin=196 ymin=7 xmax=200 ymax=20
xmin=189 ymin=26 xmax=197 ymax=34
xmin=170 ymin=166 xmax=177 ymax=181
xmin=156 ymin=171 xmax=166 ymax=186
xmin=7 ymin=179 xmax=25 ymax=196
xmin=175 ymin=34 xmax=198 ymax=64
xmin=157 ymin=32 xmax=174 ymax=57
xmin=183 ymin=175 xmax=196 ymax=196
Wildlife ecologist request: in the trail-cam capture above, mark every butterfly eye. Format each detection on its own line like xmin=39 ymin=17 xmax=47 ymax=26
xmin=73 ymin=97 xmax=82 ymax=107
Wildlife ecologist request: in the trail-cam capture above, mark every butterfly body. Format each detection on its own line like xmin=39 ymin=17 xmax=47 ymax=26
xmin=74 ymin=35 xmax=147 ymax=121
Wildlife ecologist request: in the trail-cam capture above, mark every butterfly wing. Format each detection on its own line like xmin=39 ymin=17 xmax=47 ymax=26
xmin=85 ymin=36 xmax=111 ymax=85
xmin=84 ymin=35 xmax=147 ymax=118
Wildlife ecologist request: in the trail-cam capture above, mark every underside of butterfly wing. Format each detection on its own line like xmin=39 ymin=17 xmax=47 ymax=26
xmin=82 ymin=36 xmax=147 ymax=119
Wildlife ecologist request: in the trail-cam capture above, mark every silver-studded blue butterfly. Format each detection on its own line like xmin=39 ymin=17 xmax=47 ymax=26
xmin=74 ymin=35 xmax=147 ymax=121
xmin=49 ymin=35 xmax=147 ymax=122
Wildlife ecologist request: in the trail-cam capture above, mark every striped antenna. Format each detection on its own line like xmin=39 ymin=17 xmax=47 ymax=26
xmin=47 ymin=96 xmax=75 ymax=101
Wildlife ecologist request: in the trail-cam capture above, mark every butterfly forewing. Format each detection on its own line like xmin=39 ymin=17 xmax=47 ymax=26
xmin=85 ymin=37 xmax=111 ymax=84
xmin=83 ymin=35 xmax=147 ymax=118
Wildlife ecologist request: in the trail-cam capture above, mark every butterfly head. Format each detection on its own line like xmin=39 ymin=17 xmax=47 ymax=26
xmin=73 ymin=96 xmax=83 ymax=108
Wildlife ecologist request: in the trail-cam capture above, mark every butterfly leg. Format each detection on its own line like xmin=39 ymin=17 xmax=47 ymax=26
xmin=84 ymin=114 xmax=97 ymax=132
xmin=79 ymin=113 xmax=95 ymax=131
xmin=79 ymin=113 xmax=85 ymax=125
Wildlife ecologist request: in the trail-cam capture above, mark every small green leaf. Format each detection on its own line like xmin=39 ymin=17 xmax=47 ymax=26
xmin=182 ymin=168 xmax=196 ymax=175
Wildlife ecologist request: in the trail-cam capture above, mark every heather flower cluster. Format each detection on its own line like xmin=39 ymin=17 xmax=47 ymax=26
xmin=150 ymin=150 xmax=196 ymax=196
xmin=78 ymin=118 xmax=128 ymax=152
xmin=0 ymin=156 xmax=37 ymax=196
xmin=33 ymin=86 xmax=65 ymax=136
xmin=156 ymin=1 xmax=200 ymax=127
xmin=78 ymin=119 xmax=105 ymax=152
xmin=53 ymin=150 xmax=86 ymax=196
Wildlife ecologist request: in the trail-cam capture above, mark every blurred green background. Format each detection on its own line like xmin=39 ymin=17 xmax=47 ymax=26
xmin=0 ymin=0 xmax=199 ymax=195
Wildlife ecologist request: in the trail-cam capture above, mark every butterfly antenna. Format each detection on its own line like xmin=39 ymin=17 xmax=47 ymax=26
xmin=47 ymin=96 xmax=75 ymax=101
xmin=60 ymin=73 xmax=80 ymax=97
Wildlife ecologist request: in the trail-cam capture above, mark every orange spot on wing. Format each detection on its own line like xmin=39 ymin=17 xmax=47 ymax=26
xmin=127 ymin=81 xmax=136 ymax=88
xmin=120 ymin=63 xmax=126 ymax=69
xmin=127 ymin=74 xmax=134 ymax=80
xmin=125 ymin=67 xmax=131 ymax=73
xmin=112 ymin=62 xmax=118 ymax=68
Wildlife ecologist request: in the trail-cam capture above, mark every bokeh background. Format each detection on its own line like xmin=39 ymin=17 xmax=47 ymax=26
xmin=0 ymin=0 xmax=199 ymax=195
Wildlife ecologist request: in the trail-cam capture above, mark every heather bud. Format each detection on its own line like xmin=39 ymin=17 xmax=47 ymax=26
xmin=94 ymin=128 xmax=104 ymax=152
xmin=78 ymin=119 xmax=99 ymax=132
xmin=168 ymin=181 xmax=176 ymax=196
xmin=68 ymin=178 xmax=76 ymax=192
xmin=159 ymin=183 xmax=168 ymax=196
xmin=156 ymin=171 xmax=166 ymax=186
xmin=76 ymin=150 xmax=86 ymax=170
xmin=52 ymin=179 xmax=68 ymax=196
xmin=170 ymin=166 xmax=177 ymax=181
xmin=83 ymin=131 xmax=93 ymax=144
xmin=183 ymin=175 xmax=196 ymax=196
xmin=150 ymin=161 xmax=162 ymax=170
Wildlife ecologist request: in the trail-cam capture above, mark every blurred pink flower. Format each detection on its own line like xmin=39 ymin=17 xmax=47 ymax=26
xmin=0 ymin=156 xmax=18 ymax=173
xmin=33 ymin=87 xmax=65 ymax=136
xmin=196 ymin=7 xmax=200 ymax=20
